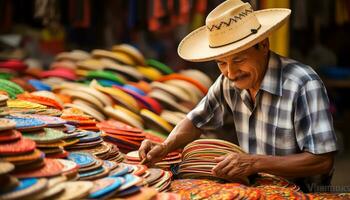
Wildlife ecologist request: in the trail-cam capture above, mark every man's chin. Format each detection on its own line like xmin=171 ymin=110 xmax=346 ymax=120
xmin=229 ymin=79 xmax=251 ymax=90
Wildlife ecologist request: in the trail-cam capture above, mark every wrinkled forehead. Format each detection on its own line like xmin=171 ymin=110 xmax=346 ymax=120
xmin=215 ymin=47 xmax=253 ymax=62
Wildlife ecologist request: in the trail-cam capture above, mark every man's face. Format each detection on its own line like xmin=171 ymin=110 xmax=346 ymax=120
xmin=215 ymin=42 xmax=268 ymax=90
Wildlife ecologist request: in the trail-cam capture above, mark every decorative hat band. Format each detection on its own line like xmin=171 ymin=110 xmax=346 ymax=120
xmin=206 ymin=3 xmax=261 ymax=48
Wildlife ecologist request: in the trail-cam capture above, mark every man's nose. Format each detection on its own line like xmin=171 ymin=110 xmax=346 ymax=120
xmin=227 ymin=63 xmax=238 ymax=79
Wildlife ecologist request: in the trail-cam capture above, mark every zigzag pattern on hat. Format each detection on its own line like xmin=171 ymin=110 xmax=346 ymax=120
xmin=207 ymin=8 xmax=254 ymax=32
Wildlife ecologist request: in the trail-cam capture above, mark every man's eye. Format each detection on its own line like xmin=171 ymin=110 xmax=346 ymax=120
xmin=233 ymin=59 xmax=244 ymax=63
xmin=216 ymin=61 xmax=225 ymax=66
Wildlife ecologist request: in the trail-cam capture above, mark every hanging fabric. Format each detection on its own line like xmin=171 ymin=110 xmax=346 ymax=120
xmin=317 ymin=0 xmax=332 ymax=28
xmin=34 ymin=0 xmax=49 ymax=19
xmin=148 ymin=0 xmax=166 ymax=31
xmin=177 ymin=0 xmax=190 ymax=24
xmin=292 ymin=0 xmax=307 ymax=30
xmin=33 ymin=0 xmax=65 ymax=54
xmin=335 ymin=0 xmax=350 ymax=26
xmin=69 ymin=0 xmax=91 ymax=28
xmin=128 ymin=0 xmax=138 ymax=29
xmin=148 ymin=0 xmax=193 ymax=32
xmin=190 ymin=0 xmax=207 ymax=30
xmin=34 ymin=0 xmax=61 ymax=25
xmin=0 ymin=0 xmax=13 ymax=32
xmin=136 ymin=0 xmax=148 ymax=29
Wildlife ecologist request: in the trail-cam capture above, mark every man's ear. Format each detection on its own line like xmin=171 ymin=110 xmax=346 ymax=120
xmin=259 ymin=38 xmax=269 ymax=55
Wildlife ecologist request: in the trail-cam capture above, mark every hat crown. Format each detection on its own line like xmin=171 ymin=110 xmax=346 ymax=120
xmin=206 ymin=0 xmax=261 ymax=48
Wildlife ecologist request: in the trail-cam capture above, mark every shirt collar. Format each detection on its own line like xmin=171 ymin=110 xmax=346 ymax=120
xmin=259 ymin=51 xmax=283 ymax=96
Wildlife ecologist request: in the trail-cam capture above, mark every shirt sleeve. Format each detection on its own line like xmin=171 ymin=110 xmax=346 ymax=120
xmin=186 ymin=75 xmax=228 ymax=131
xmin=294 ymin=79 xmax=338 ymax=154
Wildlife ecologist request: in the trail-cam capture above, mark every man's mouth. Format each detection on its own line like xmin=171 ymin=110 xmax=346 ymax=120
xmin=231 ymin=73 xmax=250 ymax=82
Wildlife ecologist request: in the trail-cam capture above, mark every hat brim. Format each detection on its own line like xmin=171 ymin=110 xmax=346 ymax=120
xmin=178 ymin=8 xmax=291 ymax=62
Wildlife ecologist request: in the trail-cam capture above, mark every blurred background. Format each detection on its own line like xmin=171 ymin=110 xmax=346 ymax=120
xmin=0 ymin=0 xmax=349 ymax=185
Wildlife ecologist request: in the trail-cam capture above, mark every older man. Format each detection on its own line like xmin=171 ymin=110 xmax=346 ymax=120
xmin=139 ymin=0 xmax=337 ymax=192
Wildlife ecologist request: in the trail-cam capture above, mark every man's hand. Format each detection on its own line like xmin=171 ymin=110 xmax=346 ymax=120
xmin=138 ymin=139 xmax=169 ymax=166
xmin=212 ymin=152 xmax=257 ymax=180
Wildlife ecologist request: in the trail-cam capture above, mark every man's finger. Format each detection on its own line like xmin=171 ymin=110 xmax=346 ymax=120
xmin=220 ymin=160 xmax=235 ymax=175
xmin=214 ymin=156 xmax=225 ymax=162
xmin=146 ymin=144 xmax=164 ymax=161
xmin=212 ymin=156 xmax=231 ymax=175
xmin=227 ymin=167 xmax=239 ymax=178
xmin=221 ymin=154 xmax=239 ymax=174
xmin=139 ymin=140 xmax=152 ymax=160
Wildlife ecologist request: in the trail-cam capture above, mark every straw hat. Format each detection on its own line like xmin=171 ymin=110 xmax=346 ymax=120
xmin=104 ymin=106 xmax=144 ymax=129
xmin=76 ymin=59 xmax=104 ymax=70
xmin=112 ymin=44 xmax=146 ymax=65
xmin=164 ymin=80 xmax=203 ymax=103
xmin=160 ymin=110 xmax=186 ymax=126
xmin=150 ymin=82 xmax=191 ymax=102
xmin=31 ymin=91 xmax=64 ymax=106
xmin=178 ymin=0 xmax=291 ymax=62
xmin=140 ymin=109 xmax=173 ymax=134
xmin=58 ymin=89 xmax=104 ymax=112
xmin=113 ymin=105 xmax=144 ymax=124
xmin=90 ymin=80 xmax=140 ymax=113
xmin=180 ymin=69 xmax=213 ymax=89
xmin=100 ymin=58 xmax=144 ymax=81
xmin=54 ymin=82 xmax=113 ymax=107
xmin=55 ymin=50 xmax=90 ymax=61
xmin=64 ymin=102 xmax=106 ymax=122
xmin=149 ymin=89 xmax=190 ymax=113
xmin=92 ymin=49 xmax=136 ymax=66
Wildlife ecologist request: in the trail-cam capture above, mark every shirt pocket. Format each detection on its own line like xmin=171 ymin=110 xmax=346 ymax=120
xmin=274 ymin=127 xmax=300 ymax=154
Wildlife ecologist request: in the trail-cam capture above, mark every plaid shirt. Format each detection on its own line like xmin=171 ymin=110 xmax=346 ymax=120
xmin=187 ymin=51 xmax=337 ymax=156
